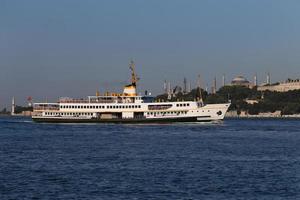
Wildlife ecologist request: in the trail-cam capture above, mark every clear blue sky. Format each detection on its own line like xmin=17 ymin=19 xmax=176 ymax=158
xmin=1 ymin=0 xmax=300 ymax=108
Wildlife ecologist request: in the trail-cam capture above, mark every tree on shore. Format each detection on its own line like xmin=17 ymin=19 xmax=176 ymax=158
xmin=155 ymin=85 xmax=300 ymax=114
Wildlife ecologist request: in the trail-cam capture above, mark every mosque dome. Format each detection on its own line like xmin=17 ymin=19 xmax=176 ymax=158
xmin=231 ymin=76 xmax=250 ymax=85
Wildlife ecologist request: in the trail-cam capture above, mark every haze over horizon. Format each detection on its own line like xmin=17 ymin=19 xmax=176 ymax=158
xmin=1 ymin=0 xmax=300 ymax=108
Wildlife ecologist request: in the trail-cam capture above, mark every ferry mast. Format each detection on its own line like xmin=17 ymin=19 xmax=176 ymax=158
xmin=129 ymin=60 xmax=139 ymax=86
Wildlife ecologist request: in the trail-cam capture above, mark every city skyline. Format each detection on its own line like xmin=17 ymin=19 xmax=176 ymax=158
xmin=1 ymin=0 xmax=300 ymax=108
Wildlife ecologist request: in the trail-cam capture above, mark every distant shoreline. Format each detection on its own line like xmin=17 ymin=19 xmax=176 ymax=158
xmin=226 ymin=116 xmax=300 ymax=120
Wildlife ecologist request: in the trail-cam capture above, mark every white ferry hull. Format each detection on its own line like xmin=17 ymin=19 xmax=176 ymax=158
xmin=32 ymin=103 xmax=230 ymax=123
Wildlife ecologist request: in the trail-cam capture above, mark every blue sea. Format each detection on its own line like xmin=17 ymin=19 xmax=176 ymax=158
xmin=0 ymin=117 xmax=299 ymax=200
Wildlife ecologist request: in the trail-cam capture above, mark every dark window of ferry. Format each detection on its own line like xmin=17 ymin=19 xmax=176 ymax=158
xmin=187 ymin=103 xmax=190 ymax=106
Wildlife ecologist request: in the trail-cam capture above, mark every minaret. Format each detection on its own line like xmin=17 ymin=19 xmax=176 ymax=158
xmin=212 ymin=77 xmax=217 ymax=94
xmin=163 ymin=80 xmax=167 ymax=94
xmin=254 ymin=73 xmax=258 ymax=86
xmin=197 ymin=75 xmax=203 ymax=104
xmin=267 ymin=73 xmax=270 ymax=85
xmin=167 ymin=82 xmax=172 ymax=100
xmin=183 ymin=77 xmax=187 ymax=94
xmin=188 ymin=82 xmax=191 ymax=93
xmin=222 ymin=74 xmax=226 ymax=87
xmin=11 ymin=97 xmax=15 ymax=116
xmin=197 ymin=75 xmax=202 ymax=90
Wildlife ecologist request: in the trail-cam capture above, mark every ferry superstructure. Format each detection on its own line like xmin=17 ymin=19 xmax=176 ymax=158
xmin=32 ymin=61 xmax=230 ymax=123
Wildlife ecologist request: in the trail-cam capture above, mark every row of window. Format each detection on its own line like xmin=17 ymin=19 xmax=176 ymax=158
xmin=176 ymin=103 xmax=190 ymax=107
xmin=45 ymin=112 xmax=93 ymax=116
xmin=147 ymin=111 xmax=188 ymax=115
xmin=45 ymin=111 xmax=190 ymax=117
xmin=60 ymin=105 xmax=141 ymax=109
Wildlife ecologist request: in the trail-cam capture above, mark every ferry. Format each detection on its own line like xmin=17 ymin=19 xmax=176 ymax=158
xmin=32 ymin=61 xmax=230 ymax=123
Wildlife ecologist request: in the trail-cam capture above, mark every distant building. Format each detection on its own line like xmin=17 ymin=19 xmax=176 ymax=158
xmin=257 ymin=79 xmax=300 ymax=92
xmin=231 ymin=76 xmax=252 ymax=88
xmin=245 ymin=99 xmax=259 ymax=105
